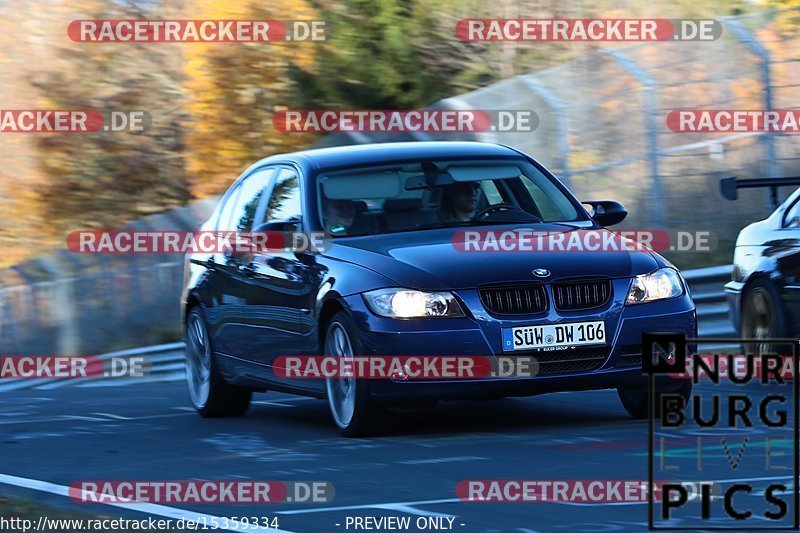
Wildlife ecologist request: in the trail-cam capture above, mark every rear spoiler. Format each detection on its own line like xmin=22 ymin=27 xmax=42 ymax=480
xmin=720 ymin=176 xmax=800 ymax=208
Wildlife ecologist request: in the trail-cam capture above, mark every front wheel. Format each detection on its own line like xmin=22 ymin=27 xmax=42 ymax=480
xmin=324 ymin=311 xmax=380 ymax=437
xmin=185 ymin=308 xmax=252 ymax=418
xmin=618 ymin=379 xmax=692 ymax=419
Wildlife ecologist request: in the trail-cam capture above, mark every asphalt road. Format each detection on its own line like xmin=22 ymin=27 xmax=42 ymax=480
xmin=0 ymin=379 xmax=796 ymax=533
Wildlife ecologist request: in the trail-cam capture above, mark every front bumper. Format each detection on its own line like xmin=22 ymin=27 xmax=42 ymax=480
xmin=342 ymin=288 xmax=697 ymax=401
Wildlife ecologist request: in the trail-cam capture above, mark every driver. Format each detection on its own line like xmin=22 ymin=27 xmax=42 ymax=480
xmin=325 ymin=199 xmax=357 ymax=234
xmin=438 ymin=181 xmax=479 ymax=222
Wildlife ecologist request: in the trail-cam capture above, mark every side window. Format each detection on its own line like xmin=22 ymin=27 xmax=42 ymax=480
xmin=265 ymin=168 xmax=302 ymax=223
xmin=216 ymin=184 xmax=242 ymax=231
xmin=229 ymin=168 xmax=275 ymax=231
xmin=481 ymin=180 xmax=503 ymax=204
xmin=785 ymin=200 xmax=800 ymax=228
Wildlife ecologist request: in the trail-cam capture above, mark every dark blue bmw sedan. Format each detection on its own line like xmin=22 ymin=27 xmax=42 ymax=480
xmin=182 ymin=141 xmax=696 ymax=436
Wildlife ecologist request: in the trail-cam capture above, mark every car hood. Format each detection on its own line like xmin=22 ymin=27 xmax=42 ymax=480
xmin=324 ymin=225 xmax=660 ymax=290
xmin=735 ymin=217 xmax=777 ymax=246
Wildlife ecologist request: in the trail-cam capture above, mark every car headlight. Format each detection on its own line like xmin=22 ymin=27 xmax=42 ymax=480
xmin=363 ymin=288 xmax=465 ymax=318
xmin=626 ymin=268 xmax=684 ymax=304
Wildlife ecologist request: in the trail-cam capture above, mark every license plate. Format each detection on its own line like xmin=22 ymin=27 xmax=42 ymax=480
xmin=502 ymin=321 xmax=606 ymax=351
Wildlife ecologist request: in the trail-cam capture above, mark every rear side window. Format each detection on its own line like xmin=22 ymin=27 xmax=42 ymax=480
xmin=216 ymin=184 xmax=242 ymax=231
xmin=230 ymin=168 xmax=275 ymax=231
xmin=265 ymin=168 xmax=302 ymax=222
xmin=216 ymin=168 xmax=275 ymax=231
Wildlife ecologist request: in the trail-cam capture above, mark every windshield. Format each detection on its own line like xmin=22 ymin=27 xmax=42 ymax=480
xmin=317 ymin=158 xmax=582 ymax=237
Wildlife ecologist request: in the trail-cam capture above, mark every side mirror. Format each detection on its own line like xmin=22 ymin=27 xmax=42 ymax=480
xmin=583 ymin=200 xmax=627 ymax=227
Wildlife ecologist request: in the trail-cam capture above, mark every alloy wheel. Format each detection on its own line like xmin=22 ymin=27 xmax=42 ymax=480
xmin=186 ymin=312 xmax=211 ymax=409
xmin=324 ymin=322 xmax=356 ymax=429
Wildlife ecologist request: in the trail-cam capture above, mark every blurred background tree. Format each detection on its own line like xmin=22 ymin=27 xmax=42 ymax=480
xmin=288 ymin=0 xmax=454 ymax=109
xmin=772 ymin=0 xmax=800 ymax=34
xmin=19 ymin=0 xmax=190 ymax=237
xmin=290 ymin=0 xmax=750 ymax=109
xmin=184 ymin=0 xmax=319 ymax=196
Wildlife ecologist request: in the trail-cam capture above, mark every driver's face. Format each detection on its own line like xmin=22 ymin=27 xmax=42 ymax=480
xmin=327 ymin=200 xmax=356 ymax=227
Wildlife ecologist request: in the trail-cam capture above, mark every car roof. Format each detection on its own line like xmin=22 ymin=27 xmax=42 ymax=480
xmin=250 ymin=141 xmax=526 ymax=172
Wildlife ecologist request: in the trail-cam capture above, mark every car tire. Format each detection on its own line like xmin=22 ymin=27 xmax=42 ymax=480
xmin=617 ymin=379 xmax=692 ymax=419
xmin=741 ymin=280 xmax=788 ymax=355
xmin=323 ymin=311 xmax=380 ymax=437
xmin=185 ymin=307 xmax=252 ymax=418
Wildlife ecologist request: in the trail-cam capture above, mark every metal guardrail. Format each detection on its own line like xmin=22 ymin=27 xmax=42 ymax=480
xmin=0 ymin=342 xmax=185 ymax=392
xmin=2 ymin=265 xmax=735 ymax=390
xmin=685 ymin=265 xmax=735 ymax=337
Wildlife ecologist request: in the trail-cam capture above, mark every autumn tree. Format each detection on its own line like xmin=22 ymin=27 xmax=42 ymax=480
xmin=24 ymin=0 xmax=190 ymax=236
xmin=183 ymin=0 xmax=319 ymax=196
